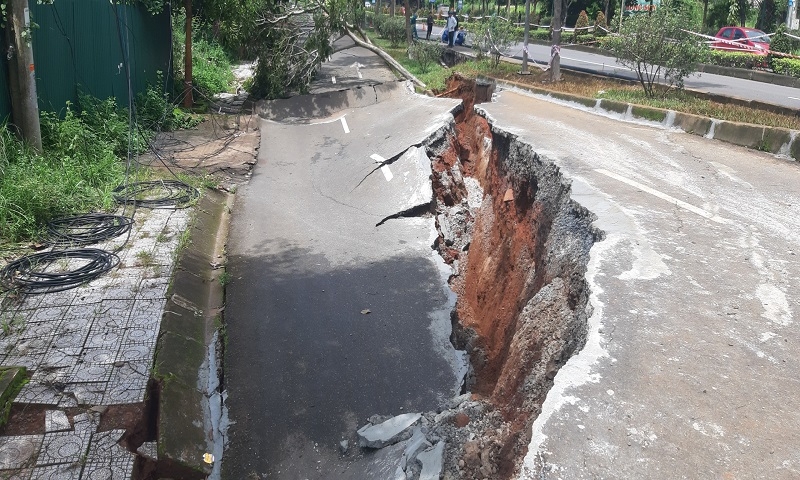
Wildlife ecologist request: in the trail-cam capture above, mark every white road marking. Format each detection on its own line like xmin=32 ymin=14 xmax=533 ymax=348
xmin=381 ymin=165 xmax=393 ymax=181
xmin=332 ymin=76 xmax=336 ymax=84
xmin=370 ymin=153 xmax=385 ymax=163
xmin=340 ymin=117 xmax=350 ymax=133
xmin=789 ymin=96 xmax=800 ymax=102
xmin=595 ymin=168 xmax=725 ymax=223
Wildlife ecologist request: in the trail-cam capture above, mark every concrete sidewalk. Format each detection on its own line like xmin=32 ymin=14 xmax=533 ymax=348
xmin=0 ymin=207 xmax=188 ymax=479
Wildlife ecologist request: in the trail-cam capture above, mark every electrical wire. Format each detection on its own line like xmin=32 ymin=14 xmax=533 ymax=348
xmin=46 ymin=213 xmax=134 ymax=248
xmin=112 ymin=179 xmax=199 ymax=209
xmin=0 ymin=249 xmax=121 ymax=295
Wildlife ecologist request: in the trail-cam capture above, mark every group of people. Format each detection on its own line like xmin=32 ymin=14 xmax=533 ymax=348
xmin=409 ymin=10 xmax=465 ymax=47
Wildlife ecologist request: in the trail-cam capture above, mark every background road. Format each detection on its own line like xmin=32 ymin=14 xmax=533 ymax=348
xmin=428 ymin=24 xmax=800 ymax=109
xmin=478 ymin=89 xmax=800 ymax=479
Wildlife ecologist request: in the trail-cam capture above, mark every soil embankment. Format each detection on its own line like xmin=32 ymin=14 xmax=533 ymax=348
xmin=426 ymin=76 xmax=602 ymax=478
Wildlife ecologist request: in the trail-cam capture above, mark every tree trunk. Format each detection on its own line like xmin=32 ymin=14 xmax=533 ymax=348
xmin=405 ymin=0 xmax=412 ymax=45
xmin=702 ymin=0 xmax=708 ymax=29
xmin=550 ymin=0 xmax=561 ymax=82
xmin=520 ymin=0 xmax=531 ymax=73
xmin=345 ymin=28 xmax=427 ymax=89
xmin=6 ymin=0 xmax=41 ymax=151
xmin=183 ymin=0 xmax=193 ymax=108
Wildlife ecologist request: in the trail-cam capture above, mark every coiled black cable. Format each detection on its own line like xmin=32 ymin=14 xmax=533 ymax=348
xmin=0 ymin=249 xmax=120 ymax=295
xmin=47 ymin=213 xmax=134 ymax=248
xmin=112 ymin=180 xmax=199 ymax=209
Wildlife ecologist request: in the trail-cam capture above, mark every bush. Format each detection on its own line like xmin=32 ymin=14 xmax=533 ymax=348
xmin=0 ymin=105 xmax=127 ymax=241
xmin=770 ymin=25 xmax=800 ymax=55
xmin=192 ymin=37 xmax=235 ymax=97
xmin=575 ymin=33 xmax=595 ymax=44
xmin=595 ymin=11 xmax=607 ymax=36
xmin=409 ymin=40 xmax=443 ymax=73
xmin=530 ymin=29 xmax=551 ymax=41
xmin=378 ymin=15 xmax=407 ymax=47
xmin=606 ymin=1 xmax=701 ymax=96
xmin=771 ymin=57 xmax=800 ymax=77
xmin=136 ymin=82 xmax=202 ymax=132
xmin=703 ymin=50 xmax=765 ymax=69
xmin=472 ymin=15 xmax=517 ymax=67
xmin=573 ymin=10 xmax=589 ymax=41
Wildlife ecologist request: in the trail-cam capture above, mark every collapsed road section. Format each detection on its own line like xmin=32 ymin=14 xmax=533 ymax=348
xmin=223 ymin=73 xmax=601 ymax=479
xmin=352 ymin=76 xmax=602 ymax=479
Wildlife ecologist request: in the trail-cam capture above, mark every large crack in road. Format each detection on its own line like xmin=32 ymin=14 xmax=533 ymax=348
xmin=223 ymin=72 xmax=601 ymax=479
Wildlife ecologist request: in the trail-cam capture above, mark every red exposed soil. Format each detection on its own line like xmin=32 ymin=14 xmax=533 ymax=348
xmin=431 ymin=74 xmax=595 ymax=478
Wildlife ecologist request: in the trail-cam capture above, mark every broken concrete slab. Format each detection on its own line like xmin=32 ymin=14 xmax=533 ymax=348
xmin=44 ymin=410 xmax=70 ymax=433
xmin=400 ymin=426 xmax=431 ymax=471
xmin=416 ymin=441 xmax=445 ymax=480
xmin=357 ymin=413 xmax=422 ymax=449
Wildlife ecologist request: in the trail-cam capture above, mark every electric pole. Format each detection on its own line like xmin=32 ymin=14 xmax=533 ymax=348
xmin=6 ymin=0 xmax=42 ymax=152
xmin=184 ymin=0 xmax=193 ymax=108
xmin=550 ymin=0 xmax=561 ymax=82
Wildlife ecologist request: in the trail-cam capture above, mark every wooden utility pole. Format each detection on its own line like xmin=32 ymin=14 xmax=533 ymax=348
xmin=183 ymin=0 xmax=193 ymax=108
xmin=550 ymin=0 xmax=561 ymax=82
xmin=6 ymin=0 xmax=42 ymax=151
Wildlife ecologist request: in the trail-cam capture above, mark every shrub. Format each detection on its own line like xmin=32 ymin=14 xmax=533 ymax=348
xmin=771 ymin=57 xmax=800 ymax=77
xmin=575 ymin=33 xmax=595 ymax=44
xmin=530 ymin=29 xmax=551 ymax=41
xmin=409 ymin=40 xmax=443 ymax=73
xmin=573 ymin=10 xmax=589 ymax=41
xmin=703 ymin=49 xmax=765 ymax=69
xmin=595 ymin=11 xmax=607 ymax=36
xmin=378 ymin=15 xmax=407 ymax=47
xmin=606 ymin=1 xmax=701 ymax=96
xmin=136 ymin=82 xmax=202 ymax=132
xmin=192 ymin=37 xmax=235 ymax=97
xmin=770 ymin=25 xmax=800 ymax=55
xmin=472 ymin=15 xmax=517 ymax=67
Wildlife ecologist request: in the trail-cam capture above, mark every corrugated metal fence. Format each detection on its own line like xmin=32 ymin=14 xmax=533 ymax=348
xmin=0 ymin=0 xmax=171 ymax=120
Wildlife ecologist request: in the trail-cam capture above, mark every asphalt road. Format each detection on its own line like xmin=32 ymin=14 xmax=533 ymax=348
xmin=223 ymin=50 xmax=464 ymax=478
xmin=478 ymin=89 xmax=800 ymax=479
xmin=428 ymin=24 xmax=800 ymax=109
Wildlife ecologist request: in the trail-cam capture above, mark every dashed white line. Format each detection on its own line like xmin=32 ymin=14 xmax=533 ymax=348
xmin=381 ymin=165 xmax=394 ymax=181
xmin=340 ymin=117 xmax=350 ymax=133
xmin=789 ymin=96 xmax=800 ymax=102
xmin=370 ymin=153 xmax=385 ymax=163
xmin=595 ymin=168 xmax=725 ymax=223
xmin=332 ymin=76 xmax=336 ymax=84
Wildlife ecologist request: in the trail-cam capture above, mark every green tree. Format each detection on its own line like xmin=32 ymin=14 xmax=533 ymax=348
xmin=473 ymin=15 xmax=517 ymax=67
xmin=594 ymin=10 xmax=607 ymax=36
xmin=605 ymin=1 xmax=702 ymax=97
xmin=573 ymin=9 xmax=589 ymax=41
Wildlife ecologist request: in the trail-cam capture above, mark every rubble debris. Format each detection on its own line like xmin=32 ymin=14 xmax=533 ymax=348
xmin=417 ymin=441 xmax=445 ymax=480
xmin=357 ymin=413 xmax=422 ymax=449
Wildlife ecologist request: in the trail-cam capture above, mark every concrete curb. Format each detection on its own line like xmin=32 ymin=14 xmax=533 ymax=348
xmin=488 ymin=76 xmax=799 ymax=162
xmin=154 ymin=188 xmax=232 ymax=477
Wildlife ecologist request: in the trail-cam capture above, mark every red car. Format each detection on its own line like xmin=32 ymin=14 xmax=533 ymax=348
xmin=711 ymin=27 xmax=771 ymax=55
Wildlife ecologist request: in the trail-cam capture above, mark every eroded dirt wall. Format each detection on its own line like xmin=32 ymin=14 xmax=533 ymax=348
xmin=427 ymin=76 xmax=602 ymax=478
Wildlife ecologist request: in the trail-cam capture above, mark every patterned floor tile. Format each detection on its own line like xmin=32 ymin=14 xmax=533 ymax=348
xmin=35 ymin=431 xmax=89 ymax=466
xmin=0 ymin=435 xmax=43 ymax=469
xmin=13 ymin=384 xmax=61 ymax=406
xmin=44 ymin=411 xmax=70 ymax=433
xmin=63 ymin=383 xmax=106 ymax=406
xmin=28 ymin=463 xmax=81 ymax=480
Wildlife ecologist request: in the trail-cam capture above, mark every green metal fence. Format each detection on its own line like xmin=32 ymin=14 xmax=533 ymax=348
xmin=0 ymin=0 xmax=171 ymax=120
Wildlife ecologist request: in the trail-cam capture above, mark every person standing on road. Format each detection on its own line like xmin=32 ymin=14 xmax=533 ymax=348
xmin=446 ymin=11 xmax=457 ymax=47
xmin=411 ymin=11 xmax=419 ymax=39
xmin=426 ymin=10 xmax=434 ymax=40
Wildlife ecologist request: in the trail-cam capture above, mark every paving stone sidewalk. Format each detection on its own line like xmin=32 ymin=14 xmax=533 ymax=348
xmin=0 ymin=207 xmax=190 ymax=479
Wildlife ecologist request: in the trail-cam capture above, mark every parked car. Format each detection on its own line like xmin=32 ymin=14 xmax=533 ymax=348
xmin=711 ymin=27 xmax=770 ymax=55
